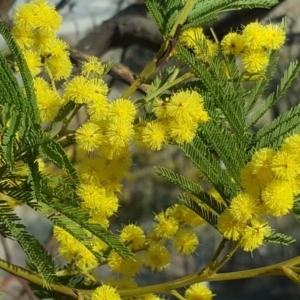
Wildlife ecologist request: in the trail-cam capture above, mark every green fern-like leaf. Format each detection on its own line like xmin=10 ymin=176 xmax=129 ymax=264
xmin=144 ymin=0 xmax=165 ymax=34
xmin=246 ymin=60 xmax=300 ymax=130
xmin=0 ymin=19 xmax=39 ymax=123
xmin=155 ymin=166 xmax=226 ymax=214
xmin=264 ymin=232 xmax=296 ymax=246
xmin=0 ymin=201 xmax=57 ymax=284
xmin=45 ymin=101 xmax=76 ymax=132
xmin=191 ymin=0 xmax=276 ymax=17
xmin=33 ymin=184 xmax=133 ymax=260
xmin=39 ymin=140 xmax=79 ymax=184
xmin=199 ymin=122 xmax=247 ymax=183
xmin=178 ymin=193 xmax=218 ymax=227
xmin=253 ymin=101 xmax=300 ymax=150
xmin=1 ymin=113 xmax=21 ymax=165
xmin=0 ymin=51 xmax=26 ymax=109
xmin=292 ymin=196 xmax=300 ymax=224
xmin=181 ymin=139 xmax=239 ymax=204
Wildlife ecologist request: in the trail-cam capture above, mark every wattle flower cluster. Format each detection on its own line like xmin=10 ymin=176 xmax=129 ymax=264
xmin=136 ymin=90 xmax=210 ymax=150
xmin=221 ymin=21 xmax=286 ymax=73
xmin=11 ymin=1 xmax=211 ymax=292
xmin=11 ymin=0 xmax=72 ymax=122
xmin=218 ymin=133 xmax=300 ymax=251
xmin=177 ymin=27 xmax=219 ymax=62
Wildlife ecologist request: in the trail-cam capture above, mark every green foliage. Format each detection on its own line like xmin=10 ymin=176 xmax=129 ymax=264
xmin=246 ymin=60 xmax=300 ymax=130
xmin=265 ymin=232 xmax=296 ymax=246
xmin=178 ymin=193 xmax=218 ymax=227
xmin=39 ymin=140 xmax=79 ymax=184
xmin=0 ymin=15 xmax=132 ymax=288
xmin=0 ymin=201 xmax=57 ymax=284
xmin=1 ymin=0 xmax=300 ymax=298
xmin=155 ymin=166 xmax=226 ymax=214
xmin=45 ymin=101 xmax=76 ymax=132
xmin=253 ymin=101 xmax=300 ymax=150
xmin=145 ymin=0 xmax=278 ymax=35
xmin=0 ymin=20 xmax=39 ymax=123
xmin=181 ymin=137 xmax=239 ymax=204
xmin=292 ymin=197 xmax=300 ymax=223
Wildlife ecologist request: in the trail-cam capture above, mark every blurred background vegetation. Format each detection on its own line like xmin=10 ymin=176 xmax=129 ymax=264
xmin=1 ymin=0 xmax=300 ymax=299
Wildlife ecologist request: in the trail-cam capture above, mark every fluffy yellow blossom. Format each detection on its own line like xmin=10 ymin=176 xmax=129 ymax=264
xmin=95 ymin=168 xmax=124 ymax=192
xmin=99 ymin=143 xmax=129 ymax=160
xmin=141 ymin=121 xmax=167 ymax=151
xmin=106 ymin=121 xmax=135 ymax=148
xmin=185 ymin=283 xmax=214 ymax=300
xmin=87 ymin=79 xmax=109 ymax=103
xmin=63 ymin=76 xmax=92 ymax=104
xmin=32 ymin=29 xmax=56 ymax=54
xmin=167 ymin=119 xmax=198 ymax=144
xmin=281 ymin=133 xmax=300 ymax=155
xmin=217 ymin=210 xmax=245 ymax=241
xmin=32 ymin=0 xmax=62 ymax=32
xmin=289 ymin=176 xmax=300 ymax=196
xmin=76 ymin=122 xmax=104 ymax=152
xmin=13 ymin=2 xmax=37 ymax=31
xmin=22 ymin=50 xmax=42 ymax=76
xmin=108 ymin=251 xmax=142 ymax=276
xmin=87 ymin=100 xmax=108 ymax=122
xmin=263 ymin=23 xmax=285 ymax=50
xmin=45 ymin=53 xmax=73 ymax=80
xmin=166 ymin=91 xmax=207 ymax=123
xmin=240 ymin=219 xmax=271 ymax=252
xmin=11 ymin=25 xmax=34 ymax=49
xmin=166 ymin=204 xmax=189 ymax=223
xmin=242 ymin=49 xmax=269 ymax=73
xmin=221 ymin=32 xmax=245 ymax=55
xmin=42 ymin=38 xmax=69 ymax=57
xmin=77 ymin=157 xmax=104 ymax=184
xmin=77 ymin=183 xmax=106 ymax=210
xmin=251 ymin=148 xmax=276 ymax=187
xmin=34 ymin=77 xmax=62 ymax=122
xmin=261 ymin=179 xmax=294 ymax=217
xmin=179 ymin=27 xmax=204 ymax=49
xmin=90 ymin=191 xmax=119 ymax=218
xmin=152 ymin=98 xmax=169 ymax=119
xmin=172 ymin=229 xmax=199 ymax=255
xmin=89 ymin=214 xmax=109 ymax=229
xmin=229 ymin=192 xmax=261 ymax=223
xmin=120 ymin=224 xmax=146 ymax=250
xmin=271 ymin=150 xmax=300 ymax=180
xmin=144 ymin=244 xmax=170 ymax=271
xmin=82 ymin=56 xmax=105 ymax=77
xmin=151 ymin=91 xmax=209 ymax=145
xmin=240 ymin=161 xmax=262 ymax=197
xmin=53 ymin=226 xmax=98 ymax=271
xmin=108 ymin=98 xmax=137 ymax=123
xmin=91 ymin=285 xmax=121 ymax=300
xmin=153 ymin=212 xmax=179 ymax=238
xmin=242 ymin=22 xmax=266 ymax=50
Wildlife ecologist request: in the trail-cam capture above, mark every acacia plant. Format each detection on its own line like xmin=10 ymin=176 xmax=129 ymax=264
xmin=1 ymin=0 xmax=300 ymax=299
